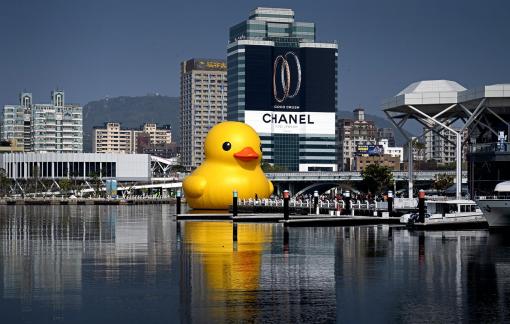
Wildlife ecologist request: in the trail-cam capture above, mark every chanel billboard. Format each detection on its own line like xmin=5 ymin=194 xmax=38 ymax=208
xmin=243 ymin=45 xmax=336 ymax=134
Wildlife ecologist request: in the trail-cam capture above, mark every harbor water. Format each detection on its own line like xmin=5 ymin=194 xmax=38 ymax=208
xmin=1 ymin=205 xmax=509 ymax=323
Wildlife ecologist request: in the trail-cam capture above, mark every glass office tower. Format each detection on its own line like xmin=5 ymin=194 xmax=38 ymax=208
xmin=227 ymin=7 xmax=338 ymax=171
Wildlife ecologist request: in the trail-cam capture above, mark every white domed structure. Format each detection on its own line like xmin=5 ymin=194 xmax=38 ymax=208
xmin=382 ymin=80 xmax=467 ymax=112
xmin=397 ymin=80 xmax=466 ymax=96
xmin=382 ymin=79 xmax=510 ymax=200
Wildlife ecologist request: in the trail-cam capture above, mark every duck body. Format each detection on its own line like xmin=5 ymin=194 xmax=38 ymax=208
xmin=183 ymin=121 xmax=273 ymax=210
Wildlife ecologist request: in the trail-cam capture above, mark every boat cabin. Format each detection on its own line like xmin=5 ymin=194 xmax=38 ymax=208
xmin=426 ymin=200 xmax=480 ymax=218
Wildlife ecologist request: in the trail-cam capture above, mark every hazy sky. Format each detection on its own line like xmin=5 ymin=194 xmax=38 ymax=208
xmin=1 ymin=0 xmax=509 ymax=116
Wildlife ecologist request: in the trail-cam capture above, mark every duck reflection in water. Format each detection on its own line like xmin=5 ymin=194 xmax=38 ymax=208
xmin=182 ymin=221 xmax=272 ymax=321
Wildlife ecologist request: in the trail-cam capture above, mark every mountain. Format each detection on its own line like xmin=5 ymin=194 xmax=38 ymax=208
xmin=82 ymin=95 xmax=413 ymax=152
xmin=336 ymin=110 xmax=413 ymax=146
xmin=82 ymin=95 xmax=179 ymax=152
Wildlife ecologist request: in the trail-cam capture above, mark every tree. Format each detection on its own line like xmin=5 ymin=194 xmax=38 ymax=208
xmin=261 ymin=162 xmax=287 ymax=172
xmin=0 ymin=168 xmax=10 ymax=197
xmin=361 ymin=163 xmax=394 ymax=194
xmin=90 ymin=172 xmax=102 ymax=197
xmin=412 ymin=138 xmax=426 ymax=171
xmin=432 ymin=173 xmax=454 ymax=194
xmin=31 ymin=164 xmax=40 ymax=194
xmin=58 ymin=178 xmax=72 ymax=196
xmin=170 ymin=165 xmax=186 ymax=172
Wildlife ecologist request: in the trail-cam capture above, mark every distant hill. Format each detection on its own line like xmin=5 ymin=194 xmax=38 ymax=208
xmin=82 ymin=95 xmax=412 ymax=152
xmin=83 ymin=95 xmax=179 ymax=152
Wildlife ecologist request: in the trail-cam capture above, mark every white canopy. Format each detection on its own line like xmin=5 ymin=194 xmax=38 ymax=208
xmin=494 ymin=181 xmax=510 ymax=192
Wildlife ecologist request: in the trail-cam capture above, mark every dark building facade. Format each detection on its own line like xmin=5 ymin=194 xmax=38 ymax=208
xmin=227 ymin=7 xmax=337 ymax=171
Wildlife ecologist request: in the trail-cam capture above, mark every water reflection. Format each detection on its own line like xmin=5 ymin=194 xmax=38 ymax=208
xmin=0 ymin=205 xmax=177 ymax=323
xmin=0 ymin=205 xmax=510 ymax=323
xmin=181 ymin=221 xmax=271 ymax=322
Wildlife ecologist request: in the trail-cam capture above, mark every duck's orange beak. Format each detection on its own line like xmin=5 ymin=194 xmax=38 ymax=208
xmin=234 ymin=146 xmax=259 ymax=161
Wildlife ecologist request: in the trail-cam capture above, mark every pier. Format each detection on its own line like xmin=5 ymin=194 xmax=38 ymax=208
xmin=0 ymin=197 xmax=175 ymax=205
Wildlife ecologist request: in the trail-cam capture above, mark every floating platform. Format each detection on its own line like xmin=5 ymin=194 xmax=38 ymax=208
xmin=280 ymin=216 xmax=402 ymax=227
xmin=176 ymin=213 xmax=234 ymax=220
xmin=175 ymin=212 xmax=402 ymax=226
xmin=406 ymin=218 xmax=488 ymax=230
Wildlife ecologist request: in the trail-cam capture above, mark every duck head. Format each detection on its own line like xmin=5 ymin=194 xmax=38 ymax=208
xmin=204 ymin=121 xmax=262 ymax=167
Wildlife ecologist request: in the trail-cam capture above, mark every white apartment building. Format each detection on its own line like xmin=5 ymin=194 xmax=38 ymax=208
xmin=180 ymin=58 xmax=227 ymax=169
xmin=2 ymin=91 xmax=83 ymax=153
xmin=379 ymin=139 xmax=404 ymax=162
xmin=424 ymin=127 xmax=467 ymax=164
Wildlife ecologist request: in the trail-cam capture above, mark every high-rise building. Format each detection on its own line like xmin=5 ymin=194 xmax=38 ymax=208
xmin=2 ymin=92 xmax=33 ymax=150
xmin=424 ymin=127 xmax=467 ymax=164
xmin=2 ymin=90 xmax=83 ymax=153
xmin=336 ymin=108 xmax=377 ymax=171
xmin=227 ymin=7 xmax=338 ymax=171
xmin=180 ymin=58 xmax=227 ymax=169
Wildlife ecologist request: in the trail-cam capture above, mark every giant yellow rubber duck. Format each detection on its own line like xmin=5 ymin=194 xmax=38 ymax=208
xmin=183 ymin=121 xmax=273 ymax=209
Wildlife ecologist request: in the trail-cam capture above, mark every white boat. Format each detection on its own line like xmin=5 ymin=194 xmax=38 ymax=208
xmin=476 ymin=181 xmax=510 ymax=228
xmin=400 ymin=199 xmax=485 ymax=227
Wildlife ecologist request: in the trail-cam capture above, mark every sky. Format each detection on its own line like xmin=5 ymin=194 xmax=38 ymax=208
xmin=0 ymin=0 xmax=509 ymax=116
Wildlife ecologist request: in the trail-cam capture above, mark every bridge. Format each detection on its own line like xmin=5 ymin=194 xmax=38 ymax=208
xmin=266 ymin=170 xmax=467 ymax=182
xmin=94 ymin=170 xmax=468 ymax=198
xmin=265 ymin=170 xmax=467 ymax=197
xmin=5 ymin=167 xmax=465 ymax=198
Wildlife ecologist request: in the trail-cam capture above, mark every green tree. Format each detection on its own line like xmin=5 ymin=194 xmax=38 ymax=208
xmin=170 ymin=165 xmax=186 ymax=172
xmin=0 ymin=168 xmax=10 ymax=197
xmin=412 ymin=138 xmax=426 ymax=170
xmin=31 ymin=164 xmax=40 ymax=195
xmin=90 ymin=172 xmax=102 ymax=197
xmin=261 ymin=162 xmax=287 ymax=172
xmin=432 ymin=173 xmax=454 ymax=194
xmin=58 ymin=178 xmax=72 ymax=196
xmin=361 ymin=163 xmax=394 ymax=194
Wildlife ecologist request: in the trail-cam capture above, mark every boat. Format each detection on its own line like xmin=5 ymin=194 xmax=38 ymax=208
xmin=476 ymin=181 xmax=510 ymax=228
xmin=400 ymin=199 xmax=486 ymax=228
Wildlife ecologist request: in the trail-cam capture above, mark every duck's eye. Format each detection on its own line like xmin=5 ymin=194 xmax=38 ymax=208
xmin=222 ymin=142 xmax=232 ymax=151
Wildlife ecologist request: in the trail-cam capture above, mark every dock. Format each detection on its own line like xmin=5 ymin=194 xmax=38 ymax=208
xmin=406 ymin=218 xmax=488 ymax=230
xmin=176 ymin=212 xmax=402 ymax=226
xmin=0 ymin=197 xmax=175 ymax=206
xmin=280 ymin=215 xmax=402 ymax=226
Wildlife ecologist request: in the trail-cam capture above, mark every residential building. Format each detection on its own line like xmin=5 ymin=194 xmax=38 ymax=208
xmin=379 ymin=139 xmax=404 ymax=162
xmin=337 ymin=108 xmax=377 ymax=171
xmin=2 ymin=92 xmax=33 ymax=151
xmin=0 ymin=139 xmax=23 ymax=154
xmin=424 ymin=127 xmax=467 ymax=164
xmin=377 ymin=128 xmax=396 ymax=147
xmin=403 ymin=136 xmax=426 ymax=163
xmin=180 ymin=58 xmax=227 ymax=169
xmin=2 ymin=91 xmax=82 ymax=153
xmin=354 ymin=154 xmax=401 ymax=171
xmin=136 ymin=140 xmax=179 ymax=159
xmin=93 ymin=122 xmax=173 ymax=157
xmin=133 ymin=123 xmax=172 ymax=153
xmin=93 ymin=123 xmax=133 ymax=153
xmin=227 ymin=7 xmax=337 ymax=171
